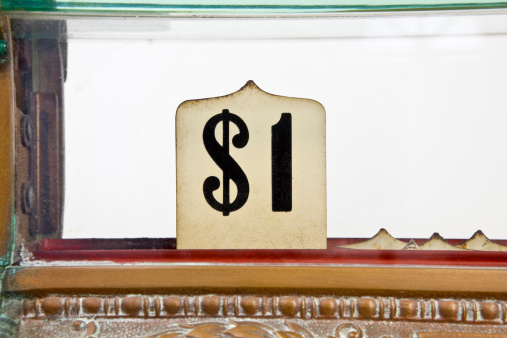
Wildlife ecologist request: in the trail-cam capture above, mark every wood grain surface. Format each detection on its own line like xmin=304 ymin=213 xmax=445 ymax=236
xmin=5 ymin=265 xmax=507 ymax=296
xmin=0 ymin=15 xmax=13 ymax=259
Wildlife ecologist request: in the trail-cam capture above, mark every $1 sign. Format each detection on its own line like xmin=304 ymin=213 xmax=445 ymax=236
xmin=176 ymin=81 xmax=326 ymax=249
xmin=203 ymin=109 xmax=292 ymax=216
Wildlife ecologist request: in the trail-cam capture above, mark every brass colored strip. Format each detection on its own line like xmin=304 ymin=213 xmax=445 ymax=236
xmin=419 ymin=334 xmax=506 ymax=338
xmin=5 ymin=266 xmax=507 ymax=295
xmin=0 ymin=15 xmax=13 ymax=259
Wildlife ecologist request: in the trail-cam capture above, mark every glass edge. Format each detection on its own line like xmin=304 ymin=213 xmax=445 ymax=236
xmin=2 ymin=2 xmax=507 ymax=15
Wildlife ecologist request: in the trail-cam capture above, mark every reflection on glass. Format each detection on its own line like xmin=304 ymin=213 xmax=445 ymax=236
xmin=13 ymin=15 xmax=507 ymax=240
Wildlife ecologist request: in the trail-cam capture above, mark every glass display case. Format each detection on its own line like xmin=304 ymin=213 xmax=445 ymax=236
xmin=1 ymin=1 xmax=507 ymax=336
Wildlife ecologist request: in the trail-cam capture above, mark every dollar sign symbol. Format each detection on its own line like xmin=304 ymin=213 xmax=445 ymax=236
xmin=202 ymin=109 xmax=250 ymax=216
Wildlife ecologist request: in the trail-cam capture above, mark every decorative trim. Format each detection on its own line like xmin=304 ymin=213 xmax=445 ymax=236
xmin=336 ymin=229 xmax=507 ymax=251
xmin=22 ymin=295 xmax=507 ymax=324
xmin=143 ymin=320 xmax=362 ymax=338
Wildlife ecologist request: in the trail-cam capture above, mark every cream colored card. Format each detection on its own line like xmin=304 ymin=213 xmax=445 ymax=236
xmin=176 ymin=81 xmax=326 ymax=249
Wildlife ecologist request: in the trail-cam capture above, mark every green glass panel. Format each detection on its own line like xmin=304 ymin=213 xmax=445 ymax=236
xmin=2 ymin=0 xmax=507 ymax=13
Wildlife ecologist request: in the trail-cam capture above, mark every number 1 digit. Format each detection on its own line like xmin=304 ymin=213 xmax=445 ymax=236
xmin=272 ymin=113 xmax=292 ymax=212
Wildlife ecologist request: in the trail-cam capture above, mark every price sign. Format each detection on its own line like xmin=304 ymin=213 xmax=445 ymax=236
xmin=176 ymin=81 xmax=326 ymax=249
